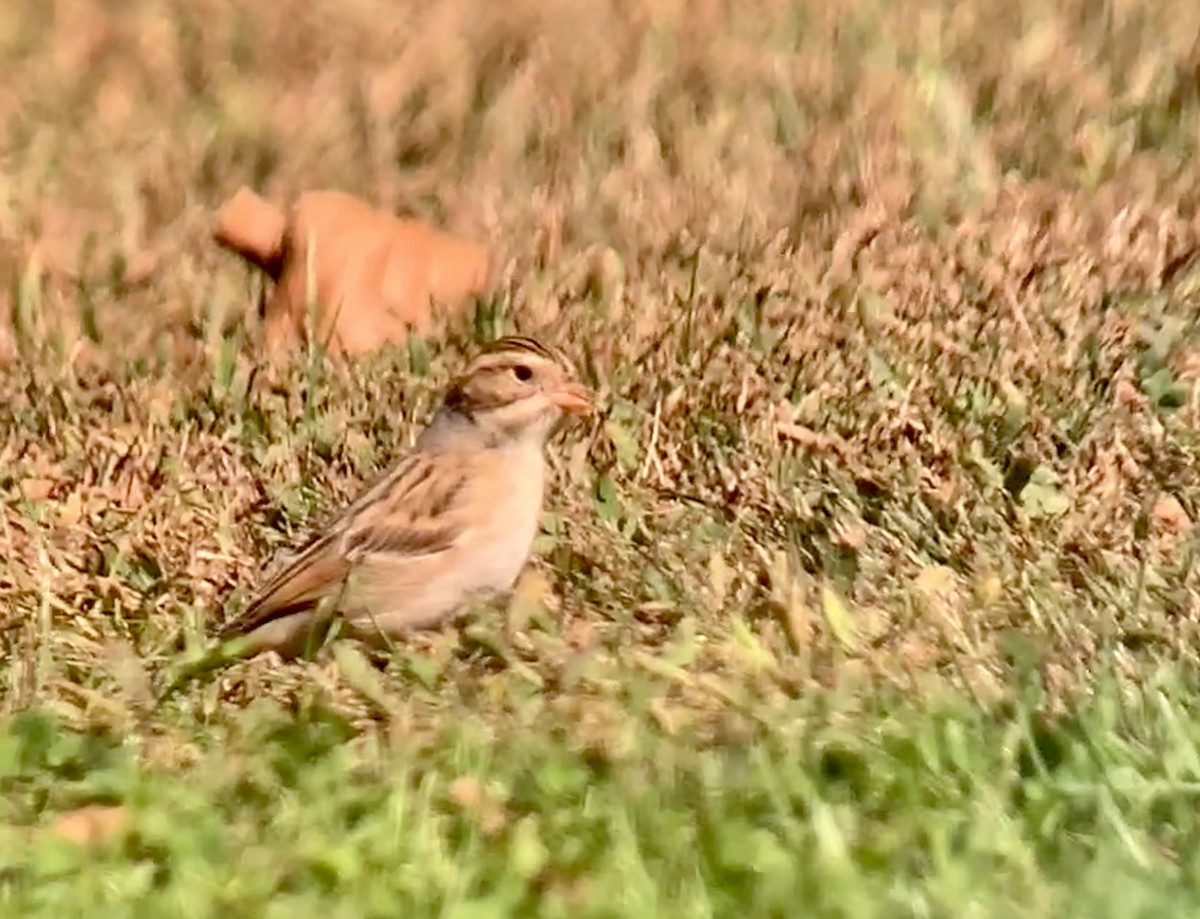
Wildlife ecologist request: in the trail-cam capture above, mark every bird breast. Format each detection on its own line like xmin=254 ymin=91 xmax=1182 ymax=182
xmin=460 ymin=442 xmax=548 ymax=593
xmin=341 ymin=440 xmax=549 ymax=636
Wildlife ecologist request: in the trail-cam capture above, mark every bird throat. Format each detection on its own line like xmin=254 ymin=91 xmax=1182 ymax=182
xmin=419 ymin=400 xmax=553 ymax=452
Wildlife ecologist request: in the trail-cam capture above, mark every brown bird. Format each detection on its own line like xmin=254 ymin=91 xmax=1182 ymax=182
xmin=220 ymin=335 xmax=594 ymax=659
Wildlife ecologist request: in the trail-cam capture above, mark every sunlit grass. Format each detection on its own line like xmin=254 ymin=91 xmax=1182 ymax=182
xmin=4 ymin=0 xmax=1200 ymax=913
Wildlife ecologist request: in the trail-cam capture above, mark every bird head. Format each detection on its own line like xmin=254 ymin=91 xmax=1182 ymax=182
xmin=439 ymin=336 xmax=595 ymax=444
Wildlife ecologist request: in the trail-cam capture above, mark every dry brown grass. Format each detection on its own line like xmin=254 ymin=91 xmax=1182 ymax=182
xmin=4 ymin=0 xmax=1200 ymax=731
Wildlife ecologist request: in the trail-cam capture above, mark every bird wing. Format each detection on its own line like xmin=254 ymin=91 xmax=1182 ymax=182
xmin=220 ymin=451 xmax=475 ymax=640
xmin=218 ymin=530 xmax=351 ymax=639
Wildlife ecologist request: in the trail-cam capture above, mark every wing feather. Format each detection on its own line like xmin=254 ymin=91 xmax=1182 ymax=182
xmin=221 ymin=450 xmax=474 ymax=639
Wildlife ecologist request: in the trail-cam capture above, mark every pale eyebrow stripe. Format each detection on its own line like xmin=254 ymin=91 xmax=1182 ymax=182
xmin=477 ymin=336 xmax=572 ymax=372
xmin=480 ymin=336 xmax=555 ymax=359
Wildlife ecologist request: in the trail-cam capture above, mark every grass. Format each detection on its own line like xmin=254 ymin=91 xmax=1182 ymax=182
xmin=5 ymin=0 xmax=1200 ymax=913
xmin=7 ymin=668 xmax=1200 ymax=917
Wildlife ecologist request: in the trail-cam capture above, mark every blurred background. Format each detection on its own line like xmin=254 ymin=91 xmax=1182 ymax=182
xmin=6 ymin=0 xmax=1200 ymax=358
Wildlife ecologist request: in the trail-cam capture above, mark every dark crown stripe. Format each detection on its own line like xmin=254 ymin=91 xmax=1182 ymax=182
xmin=480 ymin=336 xmax=557 ymax=361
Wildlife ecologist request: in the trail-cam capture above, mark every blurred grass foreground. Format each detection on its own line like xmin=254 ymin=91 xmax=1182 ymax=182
xmin=5 ymin=0 xmax=1200 ymax=915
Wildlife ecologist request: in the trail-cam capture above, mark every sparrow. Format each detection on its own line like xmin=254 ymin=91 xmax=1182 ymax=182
xmin=219 ymin=335 xmax=594 ymax=660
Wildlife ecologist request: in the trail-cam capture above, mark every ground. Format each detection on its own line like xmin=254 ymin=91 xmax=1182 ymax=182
xmin=4 ymin=0 xmax=1200 ymax=914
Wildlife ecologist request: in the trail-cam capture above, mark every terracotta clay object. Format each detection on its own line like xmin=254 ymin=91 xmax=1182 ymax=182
xmin=214 ymin=187 xmax=492 ymax=356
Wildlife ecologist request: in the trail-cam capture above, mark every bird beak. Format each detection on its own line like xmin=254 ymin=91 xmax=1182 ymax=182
xmin=550 ymin=381 xmax=595 ymax=415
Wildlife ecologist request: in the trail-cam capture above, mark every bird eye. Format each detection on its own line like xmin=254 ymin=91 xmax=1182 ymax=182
xmin=512 ymin=364 xmax=533 ymax=382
